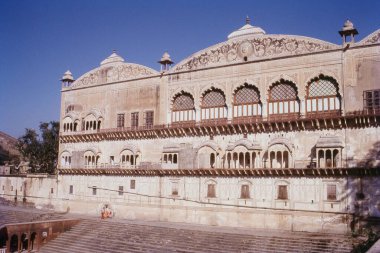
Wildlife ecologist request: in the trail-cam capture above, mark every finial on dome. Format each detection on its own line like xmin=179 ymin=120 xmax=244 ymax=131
xmin=100 ymin=50 xmax=125 ymax=66
xmin=246 ymin=15 xmax=250 ymax=25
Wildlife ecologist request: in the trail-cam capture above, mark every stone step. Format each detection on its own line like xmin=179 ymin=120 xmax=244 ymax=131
xmin=40 ymin=219 xmax=353 ymax=253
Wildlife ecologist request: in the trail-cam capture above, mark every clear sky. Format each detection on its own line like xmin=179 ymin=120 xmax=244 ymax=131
xmin=0 ymin=0 xmax=379 ymax=138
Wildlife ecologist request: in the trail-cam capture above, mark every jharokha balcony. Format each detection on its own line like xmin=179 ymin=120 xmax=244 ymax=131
xmin=59 ymin=109 xmax=380 ymax=143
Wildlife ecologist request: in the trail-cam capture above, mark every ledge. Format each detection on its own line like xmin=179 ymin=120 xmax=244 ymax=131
xmin=58 ymin=167 xmax=380 ymax=177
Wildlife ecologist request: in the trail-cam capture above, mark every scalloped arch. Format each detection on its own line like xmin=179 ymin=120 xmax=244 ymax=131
xmin=170 ymin=88 xmax=196 ymax=106
xmin=305 ymin=73 xmax=341 ymax=97
xmin=195 ymin=141 xmax=221 ymax=152
xmin=120 ymin=143 xmax=140 ymax=154
xmin=232 ymin=79 xmax=260 ymax=95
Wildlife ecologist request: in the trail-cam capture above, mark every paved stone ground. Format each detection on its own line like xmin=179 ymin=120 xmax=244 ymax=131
xmin=0 ymin=205 xmax=353 ymax=252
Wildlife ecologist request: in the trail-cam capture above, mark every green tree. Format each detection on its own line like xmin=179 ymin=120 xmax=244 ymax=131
xmin=16 ymin=121 xmax=59 ymax=174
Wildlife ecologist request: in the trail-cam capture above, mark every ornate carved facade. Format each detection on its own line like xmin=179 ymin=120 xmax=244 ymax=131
xmin=44 ymin=19 xmax=380 ymax=231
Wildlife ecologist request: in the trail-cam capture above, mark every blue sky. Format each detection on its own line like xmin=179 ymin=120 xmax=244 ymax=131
xmin=0 ymin=0 xmax=379 ymax=138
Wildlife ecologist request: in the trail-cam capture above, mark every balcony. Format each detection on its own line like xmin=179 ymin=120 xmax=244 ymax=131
xmin=59 ymin=109 xmax=380 ymax=143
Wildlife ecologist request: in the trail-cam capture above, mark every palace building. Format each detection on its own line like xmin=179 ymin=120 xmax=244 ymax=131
xmin=3 ymin=18 xmax=380 ymax=233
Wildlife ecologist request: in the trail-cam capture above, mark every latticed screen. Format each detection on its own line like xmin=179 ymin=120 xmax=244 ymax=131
xmin=144 ymin=111 xmax=154 ymax=126
xmin=117 ymin=113 xmax=124 ymax=128
xmin=270 ymin=84 xmax=297 ymax=101
xmin=364 ymin=89 xmax=380 ymax=109
xmin=202 ymin=91 xmax=225 ymax=107
xmin=235 ymin=87 xmax=260 ymax=104
xmin=308 ymin=79 xmax=337 ymax=97
xmin=173 ymin=94 xmax=194 ymax=111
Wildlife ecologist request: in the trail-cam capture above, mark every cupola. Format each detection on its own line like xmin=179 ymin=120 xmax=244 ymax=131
xmin=158 ymin=52 xmax=173 ymax=72
xmin=61 ymin=70 xmax=74 ymax=88
xmin=339 ymin=19 xmax=358 ymax=44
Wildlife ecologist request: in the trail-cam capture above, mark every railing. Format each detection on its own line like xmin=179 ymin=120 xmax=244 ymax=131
xmin=60 ymin=109 xmax=380 ymax=136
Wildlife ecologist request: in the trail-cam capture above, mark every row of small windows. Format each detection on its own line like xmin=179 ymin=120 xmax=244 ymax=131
xmin=117 ymin=111 xmax=154 ymax=128
xmin=67 ymin=181 xmax=337 ymax=203
xmin=172 ymin=76 xmax=341 ymax=122
xmin=203 ymin=183 xmax=337 ymax=202
xmin=63 ymin=119 xmax=102 ymax=132
xmin=68 ymin=180 xmax=136 ymax=195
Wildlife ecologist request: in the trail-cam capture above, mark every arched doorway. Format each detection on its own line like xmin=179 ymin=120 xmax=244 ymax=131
xmin=10 ymin=234 xmax=18 ymax=253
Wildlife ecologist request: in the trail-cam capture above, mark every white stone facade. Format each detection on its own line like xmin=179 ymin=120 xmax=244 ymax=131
xmin=3 ymin=20 xmax=380 ymax=233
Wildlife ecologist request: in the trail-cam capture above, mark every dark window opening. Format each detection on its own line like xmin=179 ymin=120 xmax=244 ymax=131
xmin=69 ymin=185 xmax=73 ymax=194
xmin=240 ymin=184 xmax=250 ymax=199
xmin=130 ymin=180 xmax=136 ymax=189
xmin=364 ymin=89 xmax=380 ymax=111
xmin=327 ymin=184 xmax=337 ymax=201
xmin=117 ymin=113 xmax=125 ymax=128
xmin=131 ymin=112 xmax=139 ymax=128
xmin=145 ymin=111 xmax=154 ymax=127
xmin=278 ymin=185 xmax=288 ymax=200
xmin=207 ymin=184 xmax=216 ymax=198
xmin=118 ymin=186 xmax=124 ymax=196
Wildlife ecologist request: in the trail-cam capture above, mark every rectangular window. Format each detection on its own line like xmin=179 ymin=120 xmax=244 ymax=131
xmin=171 ymin=182 xmax=178 ymax=196
xmin=110 ymin=156 xmax=114 ymax=165
xmin=118 ymin=186 xmax=124 ymax=196
xmin=364 ymin=89 xmax=380 ymax=110
xmin=130 ymin=180 xmax=136 ymax=189
xmin=240 ymin=184 xmax=250 ymax=199
xmin=117 ymin=113 xmax=125 ymax=128
xmin=144 ymin=111 xmax=154 ymax=127
xmin=131 ymin=112 xmax=139 ymax=128
xmin=69 ymin=185 xmax=73 ymax=194
xmin=278 ymin=185 xmax=288 ymax=200
xmin=51 ymin=188 xmax=54 ymax=194
xmin=92 ymin=186 xmax=97 ymax=195
xmin=207 ymin=184 xmax=216 ymax=198
xmin=327 ymin=184 xmax=337 ymax=201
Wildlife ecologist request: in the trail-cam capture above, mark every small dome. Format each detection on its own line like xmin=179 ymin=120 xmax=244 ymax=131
xmin=159 ymin=51 xmax=173 ymax=64
xmin=342 ymin=19 xmax=354 ymax=31
xmin=61 ymin=70 xmax=74 ymax=81
xmin=228 ymin=16 xmax=265 ymax=40
xmin=100 ymin=50 xmax=125 ymax=66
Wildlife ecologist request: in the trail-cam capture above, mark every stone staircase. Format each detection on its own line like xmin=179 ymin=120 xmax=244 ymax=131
xmin=40 ymin=219 xmax=353 ymax=253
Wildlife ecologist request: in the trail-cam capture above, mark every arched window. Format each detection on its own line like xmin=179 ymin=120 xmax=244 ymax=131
xmin=172 ymin=92 xmax=195 ymax=123
xmin=268 ymin=80 xmax=299 ymax=119
xmin=201 ymin=88 xmax=227 ymax=121
xmin=266 ymin=144 xmax=292 ymax=169
xmin=233 ymin=84 xmax=261 ymax=119
xmin=84 ymin=151 xmax=99 ymax=168
xmin=120 ymin=149 xmax=139 ymax=168
xmin=306 ymin=75 xmax=341 ymax=116
xmin=61 ymin=151 xmax=72 ymax=168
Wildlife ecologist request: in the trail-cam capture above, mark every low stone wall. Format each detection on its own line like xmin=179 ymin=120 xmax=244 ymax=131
xmin=1 ymin=173 xmax=379 ymax=234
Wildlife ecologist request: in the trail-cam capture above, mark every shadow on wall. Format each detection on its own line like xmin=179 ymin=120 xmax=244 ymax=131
xmin=358 ymin=141 xmax=380 ymax=168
